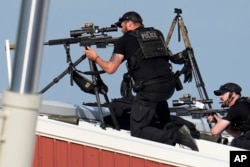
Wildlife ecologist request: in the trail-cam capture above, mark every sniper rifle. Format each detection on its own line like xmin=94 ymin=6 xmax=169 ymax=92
xmin=170 ymin=94 xmax=227 ymax=119
xmin=44 ymin=23 xmax=118 ymax=48
xmin=170 ymin=107 xmax=227 ymax=119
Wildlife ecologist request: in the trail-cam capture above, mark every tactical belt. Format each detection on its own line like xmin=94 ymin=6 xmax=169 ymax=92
xmin=133 ymin=75 xmax=173 ymax=92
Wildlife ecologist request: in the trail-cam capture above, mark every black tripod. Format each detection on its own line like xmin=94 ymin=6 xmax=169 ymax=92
xmin=165 ymin=8 xmax=212 ymax=109
xmin=40 ymin=44 xmax=120 ymax=130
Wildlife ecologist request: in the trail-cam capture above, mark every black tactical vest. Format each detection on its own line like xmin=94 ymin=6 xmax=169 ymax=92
xmin=233 ymin=97 xmax=250 ymax=132
xmin=128 ymin=27 xmax=167 ymax=70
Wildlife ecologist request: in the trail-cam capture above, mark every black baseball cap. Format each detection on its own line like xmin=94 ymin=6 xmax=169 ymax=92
xmin=115 ymin=11 xmax=143 ymax=28
xmin=214 ymin=82 xmax=242 ymax=96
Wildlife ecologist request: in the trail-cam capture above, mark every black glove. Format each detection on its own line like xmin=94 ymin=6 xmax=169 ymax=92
xmin=182 ymin=61 xmax=192 ymax=83
xmin=170 ymin=49 xmax=192 ymax=83
xmin=169 ymin=51 xmax=185 ymax=64
xmin=180 ymin=50 xmax=192 ymax=83
xmin=169 ymin=49 xmax=190 ymax=64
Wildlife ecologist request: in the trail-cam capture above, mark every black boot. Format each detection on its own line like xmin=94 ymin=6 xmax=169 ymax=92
xmin=174 ymin=125 xmax=199 ymax=151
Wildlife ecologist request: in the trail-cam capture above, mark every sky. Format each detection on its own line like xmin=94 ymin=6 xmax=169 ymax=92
xmin=1 ymin=0 xmax=250 ymax=109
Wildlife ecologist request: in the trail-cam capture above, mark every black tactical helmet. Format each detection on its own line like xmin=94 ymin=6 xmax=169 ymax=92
xmin=214 ymin=82 xmax=242 ymax=96
xmin=115 ymin=11 xmax=143 ymax=28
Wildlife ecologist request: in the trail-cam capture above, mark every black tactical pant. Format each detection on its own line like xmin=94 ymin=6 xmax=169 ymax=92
xmin=130 ymin=77 xmax=176 ymax=145
xmin=231 ymin=131 xmax=250 ymax=150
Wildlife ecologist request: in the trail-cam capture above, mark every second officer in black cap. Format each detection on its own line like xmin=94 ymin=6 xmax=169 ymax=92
xmin=208 ymin=82 xmax=250 ymax=150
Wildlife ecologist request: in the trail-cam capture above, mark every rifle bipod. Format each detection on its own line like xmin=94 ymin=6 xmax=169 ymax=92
xmin=39 ymin=44 xmax=86 ymax=94
xmin=165 ymin=8 xmax=212 ymax=110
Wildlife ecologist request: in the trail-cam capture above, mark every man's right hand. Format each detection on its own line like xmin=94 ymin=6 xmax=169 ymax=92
xmin=84 ymin=46 xmax=99 ymax=61
xmin=207 ymin=114 xmax=215 ymax=123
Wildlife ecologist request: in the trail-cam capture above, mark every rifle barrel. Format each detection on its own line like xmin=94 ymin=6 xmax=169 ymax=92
xmin=44 ymin=36 xmax=90 ymax=46
xmin=44 ymin=36 xmax=118 ymax=47
xmin=170 ymin=107 xmax=227 ymax=118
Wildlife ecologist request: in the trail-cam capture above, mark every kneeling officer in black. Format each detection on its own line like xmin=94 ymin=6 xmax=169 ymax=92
xmin=85 ymin=11 xmax=198 ymax=151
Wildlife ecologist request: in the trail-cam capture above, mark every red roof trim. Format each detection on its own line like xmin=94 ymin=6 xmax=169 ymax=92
xmin=33 ymin=135 xmax=175 ymax=167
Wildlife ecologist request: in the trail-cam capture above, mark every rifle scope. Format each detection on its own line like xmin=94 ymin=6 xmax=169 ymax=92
xmin=172 ymin=99 xmax=213 ymax=106
xmin=70 ymin=23 xmax=117 ymax=37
